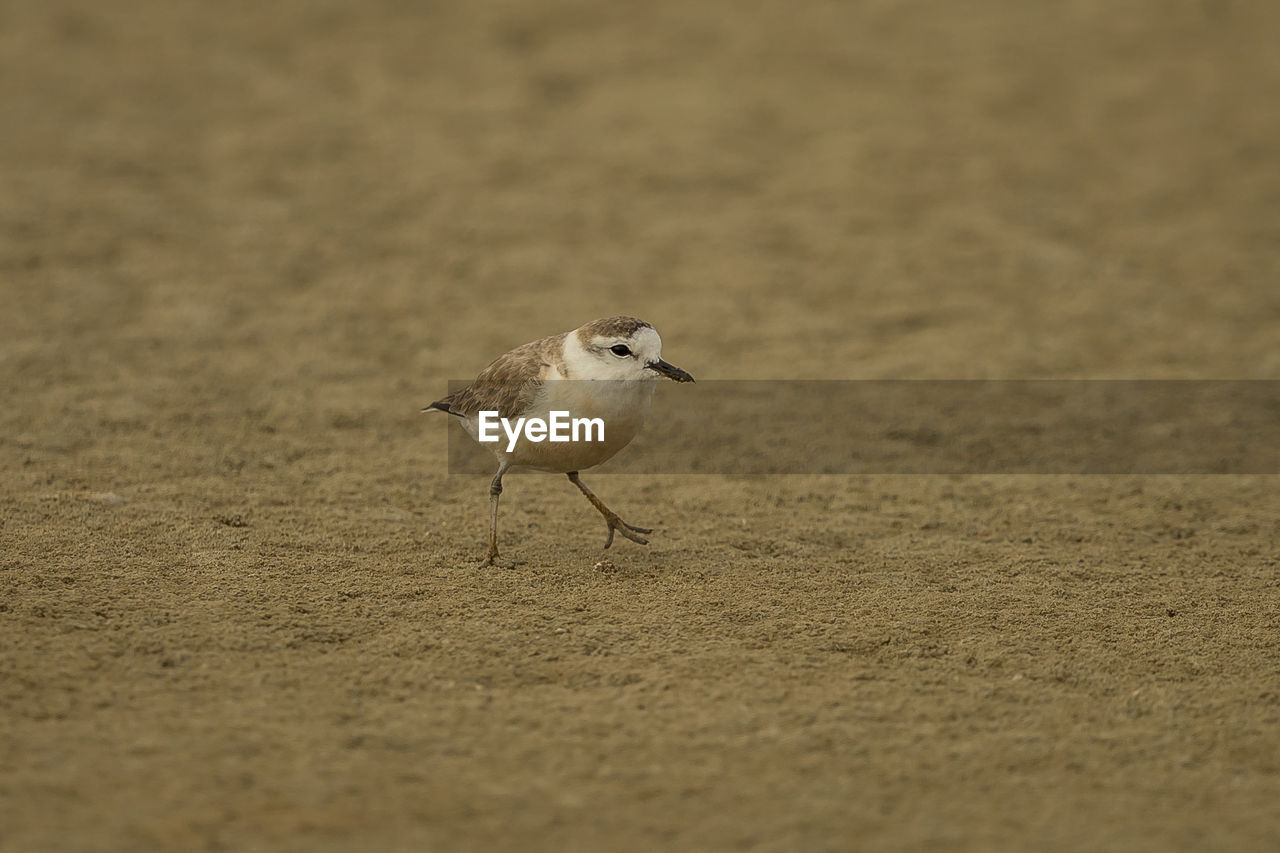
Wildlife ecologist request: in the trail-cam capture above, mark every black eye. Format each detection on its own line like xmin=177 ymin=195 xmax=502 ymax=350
xmin=610 ymin=344 xmax=632 ymax=357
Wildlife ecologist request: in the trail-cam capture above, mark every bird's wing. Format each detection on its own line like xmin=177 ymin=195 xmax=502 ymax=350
xmin=424 ymin=335 xmax=561 ymax=420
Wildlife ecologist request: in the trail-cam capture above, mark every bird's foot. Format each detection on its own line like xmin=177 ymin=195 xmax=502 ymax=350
xmin=602 ymin=514 xmax=653 ymax=549
xmin=478 ymin=550 xmax=518 ymax=569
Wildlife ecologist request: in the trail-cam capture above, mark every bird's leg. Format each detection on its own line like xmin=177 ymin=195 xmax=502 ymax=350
xmin=566 ymin=471 xmax=653 ymax=549
xmin=482 ymin=461 xmax=513 ymax=568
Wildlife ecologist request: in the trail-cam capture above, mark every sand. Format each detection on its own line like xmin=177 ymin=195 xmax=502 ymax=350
xmin=3 ymin=1 xmax=1279 ymax=850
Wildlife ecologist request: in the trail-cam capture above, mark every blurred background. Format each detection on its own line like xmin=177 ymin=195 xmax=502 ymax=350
xmin=4 ymin=1 xmax=1279 ymax=850
xmin=5 ymin=0 xmax=1278 ymax=399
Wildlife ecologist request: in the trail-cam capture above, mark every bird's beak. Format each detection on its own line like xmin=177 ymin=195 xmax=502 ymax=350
xmin=646 ymin=359 xmax=695 ymax=383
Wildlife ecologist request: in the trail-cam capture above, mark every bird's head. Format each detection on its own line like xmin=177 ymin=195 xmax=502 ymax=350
xmin=571 ymin=316 xmax=694 ymax=383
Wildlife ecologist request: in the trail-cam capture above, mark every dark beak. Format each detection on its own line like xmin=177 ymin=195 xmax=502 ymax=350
xmin=646 ymin=359 xmax=695 ymax=383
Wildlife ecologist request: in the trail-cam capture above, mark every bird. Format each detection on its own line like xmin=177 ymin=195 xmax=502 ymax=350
xmin=424 ymin=316 xmax=694 ymax=567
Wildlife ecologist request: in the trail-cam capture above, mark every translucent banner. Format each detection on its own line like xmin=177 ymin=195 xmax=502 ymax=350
xmin=438 ymin=380 xmax=1280 ymax=474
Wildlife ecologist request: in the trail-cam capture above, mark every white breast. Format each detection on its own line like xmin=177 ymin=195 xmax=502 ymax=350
xmin=506 ymin=378 xmax=655 ymax=472
xmin=459 ymin=380 xmax=653 ymax=473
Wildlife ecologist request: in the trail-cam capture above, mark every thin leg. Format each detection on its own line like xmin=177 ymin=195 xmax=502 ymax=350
xmin=567 ymin=471 xmax=653 ymax=549
xmin=483 ymin=461 xmax=511 ymax=567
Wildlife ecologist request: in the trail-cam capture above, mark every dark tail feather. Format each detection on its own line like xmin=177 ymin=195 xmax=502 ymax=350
xmin=422 ymin=399 xmax=462 ymax=417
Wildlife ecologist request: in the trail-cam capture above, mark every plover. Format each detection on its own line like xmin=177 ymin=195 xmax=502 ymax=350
xmin=424 ymin=316 xmax=694 ymax=566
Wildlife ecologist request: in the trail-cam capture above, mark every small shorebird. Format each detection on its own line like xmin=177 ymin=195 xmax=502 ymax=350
xmin=424 ymin=316 xmax=694 ymax=566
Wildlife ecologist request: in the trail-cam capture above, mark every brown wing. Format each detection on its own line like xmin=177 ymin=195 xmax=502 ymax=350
xmin=424 ymin=335 xmax=559 ymax=419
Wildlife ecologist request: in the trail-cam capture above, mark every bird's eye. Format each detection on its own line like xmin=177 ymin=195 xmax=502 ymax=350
xmin=610 ymin=344 xmax=632 ymax=357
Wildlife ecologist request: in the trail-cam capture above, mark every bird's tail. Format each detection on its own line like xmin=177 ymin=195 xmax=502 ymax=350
xmin=422 ymin=398 xmax=462 ymax=417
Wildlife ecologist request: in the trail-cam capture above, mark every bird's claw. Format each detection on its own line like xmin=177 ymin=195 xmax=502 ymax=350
xmin=603 ymin=516 xmax=652 ymax=549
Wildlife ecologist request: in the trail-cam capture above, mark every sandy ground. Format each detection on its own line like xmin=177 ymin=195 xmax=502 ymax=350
xmin=3 ymin=1 xmax=1279 ymax=850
